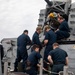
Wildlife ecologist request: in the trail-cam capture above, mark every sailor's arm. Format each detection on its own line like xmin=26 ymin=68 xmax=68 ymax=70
xmin=44 ymin=40 xmax=48 ymax=45
xmin=44 ymin=32 xmax=49 ymax=45
xmin=65 ymin=57 xmax=68 ymax=66
xmin=48 ymin=55 xmax=53 ymax=64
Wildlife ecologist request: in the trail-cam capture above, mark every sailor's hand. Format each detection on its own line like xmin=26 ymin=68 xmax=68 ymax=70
xmin=47 ymin=62 xmax=50 ymax=65
xmin=55 ymin=29 xmax=59 ymax=32
xmin=42 ymin=44 xmax=45 ymax=47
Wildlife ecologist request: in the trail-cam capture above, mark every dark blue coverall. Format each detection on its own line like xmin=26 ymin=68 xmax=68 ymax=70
xmin=44 ymin=30 xmax=56 ymax=68
xmin=26 ymin=51 xmax=42 ymax=75
xmin=55 ymin=20 xmax=70 ymax=40
xmin=0 ymin=44 xmax=4 ymax=73
xmin=14 ymin=33 xmax=31 ymax=72
xmin=48 ymin=48 xmax=68 ymax=75
xmin=32 ymin=32 xmax=42 ymax=51
xmin=0 ymin=45 xmax=4 ymax=60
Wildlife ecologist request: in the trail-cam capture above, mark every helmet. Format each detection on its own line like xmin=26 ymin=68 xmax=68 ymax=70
xmin=48 ymin=13 xmax=54 ymax=18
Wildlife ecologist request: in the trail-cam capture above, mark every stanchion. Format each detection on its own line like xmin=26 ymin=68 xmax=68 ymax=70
xmin=39 ymin=58 xmax=43 ymax=75
xmin=63 ymin=66 xmax=68 ymax=75
xmin=4 ymin=61 xmax=8 ymax=75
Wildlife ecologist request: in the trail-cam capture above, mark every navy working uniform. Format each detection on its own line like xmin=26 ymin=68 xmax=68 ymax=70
xmin=44 ymin=30 xmax=56 ymax=68
xmin=0 ymin=44 xmax=4 ymax=60
xmin=14 ymin=33 xmax=31 ymax=72
xmin=32 ymin=32 xmax=42 ymax=51
xmin=26 ymin=50 xmax=42 ymax=75
xmin=48 ymin=48 xmax=68 ymax=75
xmin=55 ymin=20 xmax=70 ymax=40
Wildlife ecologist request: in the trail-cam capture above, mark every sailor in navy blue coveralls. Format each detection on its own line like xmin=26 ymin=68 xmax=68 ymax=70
xmin=14 ymin=30 xmax=31 ymax=72
xmin=26 ymin=44 xmax=42 ymax=75
xmin=44 ymin=26 xmax=56 ymax=69
xmin=55 ymin=14 xmax=70 ymax=40
xmin=48 ymin=43 xmax=68 ymax=75
xmin=32 ymin=27 xmax=42 ymax=51
xmin=0 ymin=44 xmax=4 ymax=60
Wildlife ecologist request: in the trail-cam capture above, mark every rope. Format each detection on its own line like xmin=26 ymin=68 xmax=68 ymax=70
xmin=43 ymin=68 xmax=74 ymax=75
xmin=27 ymin=45 xmax=32 ymax=50
xmin=43 ymin=68 xmax=59 ymax=75
xmin=68 ymin=71 xmax=74 ymax=75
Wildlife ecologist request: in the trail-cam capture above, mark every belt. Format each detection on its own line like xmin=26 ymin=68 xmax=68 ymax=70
xmin=54 ymin=62 xmax=65 ymax=65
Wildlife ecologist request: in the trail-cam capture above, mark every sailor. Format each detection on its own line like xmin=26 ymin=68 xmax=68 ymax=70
xmin=55 ymin=13 xmax=70 ymax=40
xmin=0 ymin=44 xmax=4 ymax=60
xmin=0 ymin=43 xmax=4 ymax=73
xmin=14 ymin=30 xmax=31 ymax=72
xmin=48 ymin=12 xmax=60 ymax=31
xmin=32 ymin=26 xmax=42 ymax=51
xmin=43 ymin=25 xmax=56 ymax=69
xmin=26 ymin=44 xmax=42 ymax=75
xmin=48 ymin=43 xmax=68 ymax=75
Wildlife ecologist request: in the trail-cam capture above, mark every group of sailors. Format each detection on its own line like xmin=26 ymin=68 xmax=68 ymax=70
xmin=13 ymin=13 xmax=69 ymax=75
